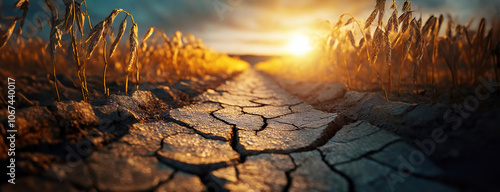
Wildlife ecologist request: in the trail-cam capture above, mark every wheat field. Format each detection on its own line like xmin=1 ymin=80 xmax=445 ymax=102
xmin=0 ymin=0 xmax=248 ymax=102
xmin=257 ymin=0 xmax=500 ymax=101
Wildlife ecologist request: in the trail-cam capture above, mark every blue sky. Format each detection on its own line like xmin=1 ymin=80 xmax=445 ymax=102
xmin=2 ymin=0 xmax=500 ymax=55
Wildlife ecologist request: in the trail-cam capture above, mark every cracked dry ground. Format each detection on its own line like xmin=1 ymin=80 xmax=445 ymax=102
xmin=3 ymin=69 xmax=459 ymax=192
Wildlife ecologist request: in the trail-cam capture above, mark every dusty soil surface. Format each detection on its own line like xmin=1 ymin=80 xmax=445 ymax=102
xmin=0 ymin=68 xmax=477 ymax=192
xmin=271 ymin=74 xmax=500 ymax=192
xmin=0 ymin=70 xmax=236 ymax=190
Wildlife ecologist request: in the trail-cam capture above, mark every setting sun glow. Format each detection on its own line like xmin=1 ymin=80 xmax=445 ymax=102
xmin=288 ymin=35 xmax=312 ymax=56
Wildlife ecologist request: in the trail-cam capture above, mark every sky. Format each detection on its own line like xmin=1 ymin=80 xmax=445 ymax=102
xmin=2 ymin=0 xmax=500 ymax=55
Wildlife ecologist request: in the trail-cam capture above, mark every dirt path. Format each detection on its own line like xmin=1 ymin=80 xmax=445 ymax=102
xmin=2 ymin=69 xmax=458 ymax=192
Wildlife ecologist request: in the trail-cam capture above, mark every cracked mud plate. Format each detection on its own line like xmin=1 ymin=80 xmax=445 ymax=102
xmin=1 ymin=69 xmax=458 ymax=192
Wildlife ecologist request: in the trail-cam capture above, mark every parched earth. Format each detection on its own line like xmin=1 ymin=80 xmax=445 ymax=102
xmin=1 ymin=69 xmax=459 ymax=192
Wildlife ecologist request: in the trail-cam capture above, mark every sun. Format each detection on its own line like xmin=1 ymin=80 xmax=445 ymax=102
xmin=287 ymin=35 xmax=312 ymax=56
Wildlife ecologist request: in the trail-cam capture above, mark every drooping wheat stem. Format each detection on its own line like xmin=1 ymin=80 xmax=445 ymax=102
xmin=46 ymin=0 xmax=61 ymax=102
xmin=103 ymin=38 xmax=108 ymax=96
xmin=126 ymin=21 xmax=138 ymax=94
xmin=68 ymin=0 xmax=87 ymax=101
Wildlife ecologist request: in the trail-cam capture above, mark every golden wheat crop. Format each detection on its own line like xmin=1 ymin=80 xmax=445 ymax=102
xmin=257 ymin=0 xmax=500 ymax=101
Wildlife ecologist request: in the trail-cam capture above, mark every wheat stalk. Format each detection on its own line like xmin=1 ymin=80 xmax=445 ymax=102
xmin=67 ymin=0 xmax=88 ymax=101
xmin=45 ymin=0 xmax=62 ymax=101
xmin=99 ymin=9 xmax=123 ymax=96
xmin=126 ymin=22 xmax=138 ymax=94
